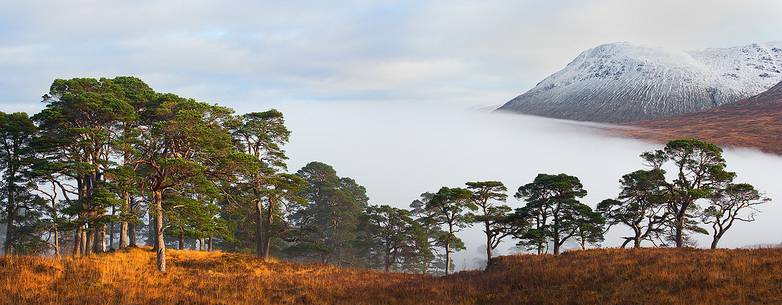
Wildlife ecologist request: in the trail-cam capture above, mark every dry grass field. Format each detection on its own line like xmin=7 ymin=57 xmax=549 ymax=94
xmin=2 ymin=247 xmax=782 ymax=305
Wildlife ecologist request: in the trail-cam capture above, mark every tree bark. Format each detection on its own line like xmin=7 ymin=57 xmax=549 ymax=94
xmin=53 ymin=223 xmax=60 ymax=258
xmin=710 ymin=234 xmax=722 ymax=249
xmin=254 ymin=200 xmax=264 ymax=257
xmin=262 ymin=198 xmax=274 ymax=260
xmin=109 ymin=221 xmax=115 ymax=250
xmin=153 ymin=190 xmax=166 ymax=272
xmin=445 ymin=241 xmax=451 ymax=276
xmin=149 ymin=208 xmax=157 ymax=250
xmin=85 ymin=226 xmax=94 ymax=255
xmin=207 ymin=237 xmax=212 ymax=252
xmin=80 ymin=227 xmax=87 ymax=255
xmin=128 ymin=222 xmax=137 ymax=247
xmin=119 ymin=192 xmax=129 ymax=249
xmin=73 ymin=226 xmax=82 ymax=257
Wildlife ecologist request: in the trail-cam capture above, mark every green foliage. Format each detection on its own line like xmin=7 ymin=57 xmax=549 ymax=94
xmin=513 ymin=173 xmax=599 ymax=254
xmin=0 ymin=112 xmax=51 ymax=255
xmin=286 ymin=162 xmax=369 ymax=266
xmin=597 ymin=169 xmax=669 ymax=248
xmin=641 ymin=139 xmax=737 ymax=247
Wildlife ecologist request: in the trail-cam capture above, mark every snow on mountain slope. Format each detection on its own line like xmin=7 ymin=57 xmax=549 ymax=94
xmin=498 ymin=42 xmax=782 ymax=123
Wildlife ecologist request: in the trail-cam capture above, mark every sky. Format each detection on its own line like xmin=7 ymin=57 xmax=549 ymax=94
xmin=1 ymin=0 xmax=782 ymax=113
xmin=1 ymin=1 xmax=782 ymax=268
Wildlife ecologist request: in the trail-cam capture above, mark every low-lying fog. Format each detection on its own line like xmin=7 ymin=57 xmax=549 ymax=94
xmin=261 ymin=101 xmax=782 ymax=270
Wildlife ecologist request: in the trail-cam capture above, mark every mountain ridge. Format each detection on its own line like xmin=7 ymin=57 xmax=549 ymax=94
xmin=498 ymin=41 xmax=782 ymax=123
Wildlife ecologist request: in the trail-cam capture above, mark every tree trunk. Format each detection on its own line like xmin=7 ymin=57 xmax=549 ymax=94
xmin=128 ymin=222 xmax=137 ymax=247
xmin=85 ymin=226 xmax=94 ymax=255
xmin=262 ymin=199 xmax=274 ymax=260
xmin=674 ymin=226 xmax=684 ymax=247
xmin=53 ymin=223 xmax=60 ymax=258
xmin=254 ymin=200 xmax=264 ymax=257
xmin=95 ymin=224 xmax=106 ymax=253
xmin=153 ymin=190 xmax=166 ymax=272
xmin=80 ymin=227 xmax=87 ymax=255
xmin=178 ymin=230 xmax=184 ymax=250
xmin=73 ymin=226 xmax=82 ymax=257
xmin=119 ymin=191 xmax=129 ymax=249
xmin=149 ymin=209 xmax=157 ymax=249
xmin=553 ymin=240 xmax=560 ymax=255
xmin=710 ymin=235 xmax=721 ymax=249
xmin=633 ymin=237 xmax=641 ymax=248
xmin=445 ymin=241 xmax=451 ymax=276
xmin=109 ymin=221 xmax=115 ymax=250
xmin=207 ymin=237 xmax=212 ymax=252
xmin=674 ymin=211 xmax=685 ymax=248
xmin=485 ymin=231 xmax=492 ymax=262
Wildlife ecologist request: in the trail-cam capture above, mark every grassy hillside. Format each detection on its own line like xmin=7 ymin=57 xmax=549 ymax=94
xmin=2 ymin=247 xmax=782 ymax=305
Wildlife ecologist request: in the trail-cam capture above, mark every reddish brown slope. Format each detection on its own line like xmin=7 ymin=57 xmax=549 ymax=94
xmin=620 ymin=81 xmax=782 ymax=154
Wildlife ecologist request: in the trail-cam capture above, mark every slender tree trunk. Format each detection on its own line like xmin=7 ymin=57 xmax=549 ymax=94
xmin=674 ymin=209 xmax=686 ymax=248
xmin=153 ymin=190 xmax=166 ymax=272
xmin=85 ymin=226 xmax=94 ymax=255
xmin=262 ymin=199 xmax=274 ymax=259
xmin=149 ymin=208 xmax=157 ymax=249
xmin=207 ymin=237 xmax=212 ymax=252
xmin=95 ymin=224 xmax=106 ymax=253
xmin=633 ymin=238 xmax=641 ymax=249
xmin=254 ymin=200 xmax=264 ymax=257
xmin=178 ymin=230 xmax=184 ymax=250
xmin=674 ymin=227 xmax=684 ymax=248
xmin=128 ymin=222 xmax=137 ymax=247
xmin=485 ymin=230 xmax=492 ymax=262
xmin=80 ymin=227 xmax=88 ymax=255
xmin=119 ymin=192 xmax=129 ymax=249
xmin=445 ymin=241 xmax=451 ymax=276
xmin=710 ymin=234 xmax=722 ymax=249
xmin=53 ymin=224 xmax=60 ymax=258
xmin=73 ymin=226 xmax=82 ymax=257
xmin=109 ymin=221 xmax=115 ymax=250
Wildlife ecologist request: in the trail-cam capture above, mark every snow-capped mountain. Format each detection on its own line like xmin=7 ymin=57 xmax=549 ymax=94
xmin=497 ymin=42 xmax=782 ymax=123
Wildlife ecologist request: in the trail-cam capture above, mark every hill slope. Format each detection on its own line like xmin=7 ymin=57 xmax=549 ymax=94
xmin=498 ymin=42 xmax=782 ymax=123
xmin=2 ymin=247 xmax=782 ymax=305
xmin=619 ymin=81 xmax=782 ymax=154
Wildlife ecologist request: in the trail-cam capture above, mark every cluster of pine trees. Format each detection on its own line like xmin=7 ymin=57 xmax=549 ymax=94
xmin=0 ymin=77 xmax=770 ymax=275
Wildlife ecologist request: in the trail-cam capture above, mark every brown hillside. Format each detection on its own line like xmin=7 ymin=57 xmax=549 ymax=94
xmin=618 ymin=82 xmax=782 ymax=155
xmin=3 ymin=247 xmax=782 ymax=305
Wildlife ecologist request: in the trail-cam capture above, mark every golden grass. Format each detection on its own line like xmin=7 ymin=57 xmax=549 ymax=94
xmin=2 ymin=247 xmax=782 ymax=305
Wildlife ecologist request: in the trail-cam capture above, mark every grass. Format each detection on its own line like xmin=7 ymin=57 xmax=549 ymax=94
xmin=2 ymin=247 xmax=782 ymax=305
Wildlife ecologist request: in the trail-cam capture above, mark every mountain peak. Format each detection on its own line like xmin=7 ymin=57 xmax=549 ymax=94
xmin=498 ymin=42 xmax=782 ymax=123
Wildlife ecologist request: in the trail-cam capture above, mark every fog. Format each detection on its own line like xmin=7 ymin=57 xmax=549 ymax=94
xmin=252 ymin=101 xmax=782 ymax=270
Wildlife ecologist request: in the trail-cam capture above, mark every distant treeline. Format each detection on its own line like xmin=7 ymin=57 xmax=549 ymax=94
xmin=0 ymin=77 xmax=770 ymax=274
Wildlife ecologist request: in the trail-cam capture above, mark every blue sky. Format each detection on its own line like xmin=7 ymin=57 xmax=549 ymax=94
xmin=1 ymin=0 xmax=781 ymax=113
